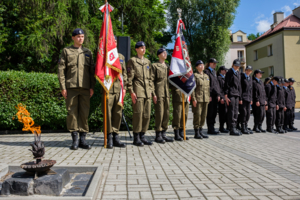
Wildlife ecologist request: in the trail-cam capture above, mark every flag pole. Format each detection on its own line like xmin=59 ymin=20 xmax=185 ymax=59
xmin=182 ymin=93 xmax=186 ymax=141
xmin=103 ymin=0 xmax=108 ymax=148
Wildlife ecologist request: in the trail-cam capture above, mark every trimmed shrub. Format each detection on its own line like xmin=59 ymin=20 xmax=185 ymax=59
xmin=0 ymin=70 xmax=173 ymax=131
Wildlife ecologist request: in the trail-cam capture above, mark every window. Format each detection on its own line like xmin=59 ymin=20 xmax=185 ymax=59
xmin=238 ymin=51 xmax=244 ymax=59
xmin=268 ymin=45 xmax=273 ymax=56
xmin=254 ymin=50 xmax=258 ymax=60
xmin=269 ymin=66 xmax=274 ymax=76
xmin=237 ymin=36 xmax=243 ymax=42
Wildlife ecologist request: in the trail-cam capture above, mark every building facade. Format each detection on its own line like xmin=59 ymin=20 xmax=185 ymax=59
xmin=246 ymin=8 xmax=300 ymax=107
xmin=224 ymin=30 xmax=250 ymax=71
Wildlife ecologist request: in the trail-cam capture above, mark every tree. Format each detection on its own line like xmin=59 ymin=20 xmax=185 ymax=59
xmin=0 ymin=0 xmax=169 ymax=72
xmin=167 ymin=0 xmax=240 ymax=65
xmin=247 ymin=33 xmax=261 ymax=41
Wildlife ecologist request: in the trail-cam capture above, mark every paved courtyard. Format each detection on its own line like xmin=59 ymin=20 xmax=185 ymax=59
xmin=0 ymin=108 xmax=300 ymax=200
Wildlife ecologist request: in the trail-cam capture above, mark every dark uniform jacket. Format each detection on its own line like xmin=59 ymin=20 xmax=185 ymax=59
xmin=240 ymin=73 xmax=252 ymax=102
xmin=253 ymin=78 xmax=266 ymax=105
xmin=217 ymin=75 xmax=225 ymax=100
xmin=110 ymin=53 xmax=127 ymax=94
xmin=224 ymin=68 xmax=241 ymax=99
xmin=204 ymin=68 xmax=220 ymax=97
xmin=285 ymin=87 xmax=294 ymax=109
xmin=151 ymin=62 xmax=169 ymax=98
xmin=277 ymin=86 xmax=285 ymax=109
xmin=289 ymin=86 xmax=296 ymax=107
xmin=265 ymin=82 xmax=277 ymax=108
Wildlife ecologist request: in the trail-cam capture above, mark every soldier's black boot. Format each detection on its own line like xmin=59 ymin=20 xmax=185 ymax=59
xmin=207 ymin=126 xmax=219 ymax=135
xmin=133 ymin=132 xmax=144 ymax=146
xmin=174 ymin=129 xmax=183 ymax=141
xmin=277 ymin=126 xmax=285 ymax=134
xmin=179 ymin=129 xmax=189 ymax=140
xmin=219 ymin=124 xmax=229 ymax=133
xmin=162 ymin=130 xmax=174 ymax=142
xmin=283 ymin=125 xmax=291 ymax=132
xmin=106 ymin=133 xmax=113 ymax=149
xmin=194 ymin=129 xmax=203 ymax=139
xmin=289 ymin=124 xmax=297 ymax=131
xmin=236 ymin=123 xmax=241 ymax=130
xmin=79 ymin=132 xmax=91 ymax=149
xmin=258 ymin=125 xmax=266 ymax=132
xmin=140 ymin=132 xmax=153 ymax=145
xmin=155 ymin=131 xmax=165 ymax=144
xmin=246 ymin=124 xmax=253 ymax=134
xmin=230 ymin=127 xmax=241 ymax=136
xmin=199 ymin=128 xmax=209 ymax=138
xmin=113 ymin=133 xmax=126 ymax=148
xmin=71 ymin=132 xmax=79 ymax=150
xmin=241 ymin=124 xmax=250 ymax=134
xmin=253 ymin=124 xmax=261 ymax=133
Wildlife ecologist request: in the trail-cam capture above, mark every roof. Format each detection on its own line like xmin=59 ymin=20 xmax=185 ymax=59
xmin=246 ymin=14 xmax=300 ymax=46
xmin=232 ymin=30 xmax=247 ymax=34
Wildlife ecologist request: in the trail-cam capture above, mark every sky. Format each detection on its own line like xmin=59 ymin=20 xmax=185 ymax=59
xmin=166 ymin=0 xmax=300 ymax=49
xmin=230 ymin=0 xmax=300 ymax=34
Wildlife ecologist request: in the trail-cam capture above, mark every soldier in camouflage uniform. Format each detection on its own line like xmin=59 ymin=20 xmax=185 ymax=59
xmin=58 ymin=28 xmax=95 ymax=150
xmin=151 ymin=48 xmax=174 ymax=144
xmin=101 ymin=36 xmax=127 ymax=149
xmin=127 ymin=41 xmax=153 ymax=146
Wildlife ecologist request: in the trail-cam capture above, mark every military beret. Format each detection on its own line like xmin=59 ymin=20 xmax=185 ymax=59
xmin=72 ymin=28 xmax=84 ymax=36
xmin=135 ymin=41 xmax=145 ymax=48
xmin=195 ymin=60 xmax=204 ymax=66
xmin=208 ymin=58 xmax=218 ymax=63
xmin=157 ymin=48 xmax=166 ymax=56
xmin=246 ymin=65 xmax=253 ymax=70
xmin=219 ymin=66 xmax=228 ymax=71
xmin=288 ymin=78 xmax=295 ymax=82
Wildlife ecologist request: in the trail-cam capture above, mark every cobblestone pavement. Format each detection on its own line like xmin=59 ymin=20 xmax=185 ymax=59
xmin=0 ymin=108 xmax=300 ymax=200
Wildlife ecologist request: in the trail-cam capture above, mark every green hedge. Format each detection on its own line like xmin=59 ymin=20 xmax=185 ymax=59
xmin=0 ymin=70 xmax=173 ymax=132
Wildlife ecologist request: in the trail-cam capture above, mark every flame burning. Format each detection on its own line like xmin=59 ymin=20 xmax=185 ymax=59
xmin=14 ymin=103 xmax=41 ymax=134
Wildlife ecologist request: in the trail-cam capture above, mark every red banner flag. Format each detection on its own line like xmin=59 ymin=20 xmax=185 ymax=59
xmin=95 ymin=3 xmax=125 ymax=107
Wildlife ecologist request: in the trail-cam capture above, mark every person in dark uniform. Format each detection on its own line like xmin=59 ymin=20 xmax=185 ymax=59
xmin=288 ymin=78 xmax=297 ymax=131
xmin=252 ymin=69 xmax=267 ymax=133
xmin=224 ymin=59 xmax=242 ymax=136
xmin=264 ymin=77 xmax=271 ymax=85
xmin=204 ymin=58 xmax=221 ymax=134
xmin=275 ymin=77 xmax=286 ymax=133
xmin=217 ymin=66 xmax=229 ymax=133
xmin=265 ymin=76 xmax=279 ymax=133
xmin=283 ymin=79 xmax=293 ymax=132
xmin=239 ymin=66 xmax=253 ymax=134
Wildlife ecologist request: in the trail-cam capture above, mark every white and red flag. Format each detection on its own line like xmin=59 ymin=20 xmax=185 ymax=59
xmin=95 ymin=2 xmax=125 ymax=107
xmin=168 ymin=19 xmax=196 ymax=97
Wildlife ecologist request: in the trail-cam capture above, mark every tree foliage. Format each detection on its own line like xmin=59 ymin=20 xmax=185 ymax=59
xmin=247 ymin=33 xmax=261 ymax=41
xmin=0 ymin=0 xmax=169 ymax=72
xmin=167 ymin=0 xmax=240 ymax=65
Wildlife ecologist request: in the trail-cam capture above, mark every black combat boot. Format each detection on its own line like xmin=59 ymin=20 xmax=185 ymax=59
xmin=236 ymin=123 xmax=241 ymax=130
xmin=79 ymin=132 xmax=91 ymax=149
xmin=194 ymin=129 xmax=202 ymax=139
xmin=246 ymin=124 xmax=253 ymax=134
xmin=289 ymin=124 xmax=298 ymax=131
xmin=162 ymin=130 xmax=174 ymax=142
xmin=70 ymin=132 xmax=79 ymax=150
xmin=253 ymin=124 xmax=261 ymax=133
xmin=113 ymin=133 xmax=126 ymax=148
xmin=140 ymin=132 xmax=153 ymax=145
xmin=283 ymin=125 xmax=291 ymax=132
xmin=179 ymin=129 xmax=189 ymax=140
xmin=230 ymin=127 xmax=241 ymax=136
xmin=207 ymin=126 xmax=219 ymax=135
xmin=106 ymin=133 xmax=113 ymax=149
xmin=133 ymin=132 xmax=144 ymax=146
xmin=241 ymin=124 xmax=250 ymax=134
xmin=199 ymin=128 xmax=209 ymax=138
xmin=258 ymin=125 xmax=266 ymax=132
xmin=155 ymin=131 xmax=165 ymax=144
xmin=267 ymin=128 xmax=277 ymax=133
xmin=277 ymin=126 xmax=285 ymax=134
xmin=219 ymin=124 xmax=229 ymax=133
xmin=174 ymin=129 xmax=183 ymax=141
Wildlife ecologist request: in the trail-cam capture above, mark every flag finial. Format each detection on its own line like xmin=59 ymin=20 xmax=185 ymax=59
xmin=177 ymin=8 xmax=182 ymax=19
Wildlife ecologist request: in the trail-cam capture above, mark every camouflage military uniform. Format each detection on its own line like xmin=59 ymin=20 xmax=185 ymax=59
xmin=58 ymin=45 xmax=95 ymax=133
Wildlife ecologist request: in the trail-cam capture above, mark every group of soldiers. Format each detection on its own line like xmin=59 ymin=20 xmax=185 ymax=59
xmin=58 ymin=29 xmax=297 ymax=150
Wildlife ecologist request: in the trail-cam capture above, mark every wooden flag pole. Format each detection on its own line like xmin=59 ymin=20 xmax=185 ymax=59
xmin=182 ymin=93 xmax=186 ymax=141
xmin=104 ymin=92 xmax=107 ymax=148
